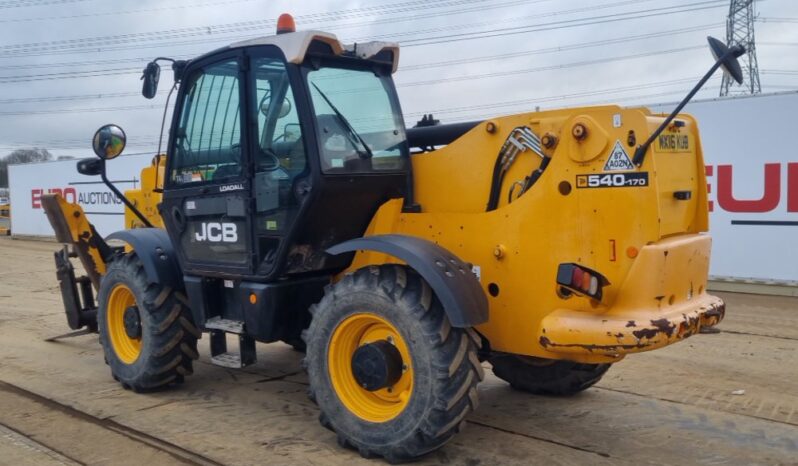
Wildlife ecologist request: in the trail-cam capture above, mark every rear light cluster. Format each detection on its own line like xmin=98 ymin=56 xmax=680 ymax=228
xmin=556 ymin=263 xmax=610 ymax=301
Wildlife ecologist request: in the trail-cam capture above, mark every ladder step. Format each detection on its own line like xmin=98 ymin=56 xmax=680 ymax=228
xmin=211 ymin=352 xmax=250 ymax=369
xmin=204 ymin=317 xmax=245 ymax=333
xmin=208 ymin=330 xmax=256 ymax=369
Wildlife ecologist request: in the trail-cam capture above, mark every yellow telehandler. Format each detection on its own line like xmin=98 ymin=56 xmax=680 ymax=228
xmin=42 ymin=15 xmax=739 ymax=461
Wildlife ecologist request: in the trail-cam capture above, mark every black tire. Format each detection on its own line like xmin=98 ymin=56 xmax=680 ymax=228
xmin=304 ymin=265 xmax=484 ymax=463
xmin=97 ymin=252 xmax=200 ymax=392
xmin=489 ymin=355 xmax=610 ymax=396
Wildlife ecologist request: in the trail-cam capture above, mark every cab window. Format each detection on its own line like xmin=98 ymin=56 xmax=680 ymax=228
xmin=250 ymin=56 xmax=308 ymax=270
xmin=253 ymin=58 xmax=305 ymax=173
xmin=307 ymin=66 xmax=407 ymax=173
xmin=171 ymin=59 xmax=242 ymax=185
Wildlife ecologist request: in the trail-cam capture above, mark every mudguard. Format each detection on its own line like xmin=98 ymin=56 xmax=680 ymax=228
xmin=327 ymin=234 xmax=488 ymax=327
xmin=107 ymin=229 xmax=183 ymax=288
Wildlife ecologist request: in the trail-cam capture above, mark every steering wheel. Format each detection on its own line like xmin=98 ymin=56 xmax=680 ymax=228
xmin=258 ymin=147 xmax=281 ymax=171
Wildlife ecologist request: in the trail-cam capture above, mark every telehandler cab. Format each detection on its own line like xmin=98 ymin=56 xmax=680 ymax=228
xmin=42 ymin=15 xmax=741 ymax=461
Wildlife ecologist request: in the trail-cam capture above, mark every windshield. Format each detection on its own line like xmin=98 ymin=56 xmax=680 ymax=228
xmin=307 ymin=66 xmax=407 ymax=173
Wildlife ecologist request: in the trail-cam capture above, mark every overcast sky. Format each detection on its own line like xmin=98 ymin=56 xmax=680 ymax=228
xmin=0 ymin=0 xmax=795 ymax=159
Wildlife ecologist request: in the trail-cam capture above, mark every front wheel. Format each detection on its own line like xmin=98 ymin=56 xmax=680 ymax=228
xmin=304 ymin=265 xmax=484 ymax=462
xmin=489 ymin=355 xmax=610 ymax=396
xmin=97 ymin=252 xmax=200 ymax=391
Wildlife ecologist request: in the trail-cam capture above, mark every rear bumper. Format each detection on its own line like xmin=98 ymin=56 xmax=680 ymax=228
xmin=539 ymin=294 xmax=725 ymax=356
xmin=538 ymin=233 xmax=724 ymax=357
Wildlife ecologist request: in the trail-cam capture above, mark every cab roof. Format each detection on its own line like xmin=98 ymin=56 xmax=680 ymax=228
xmin=195 ymin=30 xmax=400 ymax=74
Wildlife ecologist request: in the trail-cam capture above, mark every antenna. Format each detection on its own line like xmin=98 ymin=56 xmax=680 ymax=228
xmin=720 ymin=0 xmax=761 ymax=96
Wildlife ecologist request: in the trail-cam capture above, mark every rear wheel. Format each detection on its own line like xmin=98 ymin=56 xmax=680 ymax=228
xmin=97 ymin=252 xmax=200 ymax=391
xmin=304 ymin=265 xmax=483 ymax=462
xmin=489 ymin=355 xmax=610 ymax=396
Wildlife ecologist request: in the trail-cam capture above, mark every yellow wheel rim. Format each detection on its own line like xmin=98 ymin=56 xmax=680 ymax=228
xmin=106 ymin=284 xmax=142 ymax=364
xmin=328 ymin=313 xmax=413 ymax=423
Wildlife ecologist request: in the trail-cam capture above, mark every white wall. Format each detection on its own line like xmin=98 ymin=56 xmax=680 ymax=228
xmin=7 ymin=92 xmax=798 ymax=282
xmin=651 ymin=92 xmax=798 ymax=282
xmin=8 ymin=153 xmax=153 ymax=237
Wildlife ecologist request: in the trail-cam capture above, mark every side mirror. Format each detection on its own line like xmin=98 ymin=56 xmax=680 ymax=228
xmin=259 ymin=94 xmax=292 ymax=119
xmin=92 ymin=124 xmax=127 ymax=160
xmin=707 ymin=36 xmax=745 ymax=84
xmin=76 ymin=157 xmax=103 ymax=176
xmin=278 ymin=98 xmax=292 ymax=118
xmin=141 ymin=61 xmax=160 ymax=99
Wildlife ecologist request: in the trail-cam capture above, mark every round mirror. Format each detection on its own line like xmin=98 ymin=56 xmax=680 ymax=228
xmin=278 ymin=98 xmax=291 ymax=118
xmin=259 ymin=92 xmax=292 ymax=119
xmin=92 ymin=124 xmax=127 ymax=160
xmin=707 ymin=36 xmax=745 ymax=85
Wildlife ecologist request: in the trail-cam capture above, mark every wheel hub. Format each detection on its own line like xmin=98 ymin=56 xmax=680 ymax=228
xmin=351 ymin=340 xmax=404 ymax=392
xmin=122 ymin=305 xmax=142 ymax=339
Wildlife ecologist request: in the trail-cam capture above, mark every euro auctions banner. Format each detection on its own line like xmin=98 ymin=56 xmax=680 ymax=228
xmin=8 ymin=153 xmax=153 ymax=238
xmin=653 ymin=91 xmax=798 ymax=283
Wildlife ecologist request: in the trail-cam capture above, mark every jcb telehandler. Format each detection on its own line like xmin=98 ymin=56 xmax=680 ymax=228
xmin=43 ymin=14 xmax=740 ymax=461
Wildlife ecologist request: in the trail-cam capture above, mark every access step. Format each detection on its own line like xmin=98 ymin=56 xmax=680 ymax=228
xmin=208 ymin=324 xmax=256 ymax=369
xmin=204 ymin=317 xmax=245 ymax=334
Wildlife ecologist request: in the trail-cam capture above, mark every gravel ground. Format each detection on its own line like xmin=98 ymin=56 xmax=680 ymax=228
xmin=0 ymin=237 xmax=795 ymax=465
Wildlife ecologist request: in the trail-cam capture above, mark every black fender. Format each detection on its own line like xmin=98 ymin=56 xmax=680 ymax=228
xmin=327 ymin=234 xmax=488 ymax=327
xmin=106 ymin=228 xmax=183 ymax=288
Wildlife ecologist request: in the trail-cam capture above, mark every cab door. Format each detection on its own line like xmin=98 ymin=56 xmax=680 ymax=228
xmin=245 ymin=50 xmax=311 ymax=277
xmin=162 ymin=52 xmax=255 ymax=276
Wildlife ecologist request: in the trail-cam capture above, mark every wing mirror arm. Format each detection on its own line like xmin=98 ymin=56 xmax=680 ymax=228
xmin=98 ymin=160 xmax=154 ymax=228
xmin=91 ymin=124 xmax=154 ymax=228
xmin=632 ymin=37 xmax=745 ymax=167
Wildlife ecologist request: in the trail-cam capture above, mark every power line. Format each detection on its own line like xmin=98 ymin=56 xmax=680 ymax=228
xmin=0 ymin=103 xmax=168 ymax=116
xmin=354 ymin=0 xmax=662 ymax=42
xmin=397 ymin=46 xmax=705 ymax=88
xmin=399 ymin=0 xmax=729 ymax=47
xmin=0 ymin=0 xmax=726 ymax=58
xmin=0 ymin=45 xmax=709 ymax=114
xmin=402 ymin=77 xmax=716 ymax=118
xmin=400 ymin=23 xmax=720 ymax=71
xmin=0 ymin=67 xmax=139 ymax=83
xmin=0 ymin=0 xmax=498 ymax=55
xmin=0 ymin=0 xmax=91 ymax=9
xmin=756 ymin=17 xmax=798 ymax=23
xmin=0 ymin=28 xmax=716 ymax=85
xmin=0 ymin=0 xmax=259 ymax=23
xmin=436 ymin=84 xmax=721 ymax=123
xmin=760 ymin=69 xmax=798 ymax=75
xmin=0 ymin=23 xmax=722 ymax=104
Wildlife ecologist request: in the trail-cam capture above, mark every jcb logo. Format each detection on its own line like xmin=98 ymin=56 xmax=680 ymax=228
xmin=195 ymin=222 xmax=238 ymax=243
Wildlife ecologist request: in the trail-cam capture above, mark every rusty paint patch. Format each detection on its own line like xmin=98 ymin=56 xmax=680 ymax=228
xmin=632 ymin=327 xmax=659 ymax=340
xmin=650 ymin=318 xmax=677 ymax=337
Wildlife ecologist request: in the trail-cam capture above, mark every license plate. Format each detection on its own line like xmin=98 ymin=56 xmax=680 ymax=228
xmin=654 ymin=131 xmax=692 ymax=153
xmin=576 ymin=172 xmax=649 ymax=189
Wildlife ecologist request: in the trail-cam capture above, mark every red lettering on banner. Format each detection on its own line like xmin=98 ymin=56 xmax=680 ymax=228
xmin=789 ymin=163 xmax=798 ymax=213
xmin=717 ymin=163 xmax=781 ymax=213
xmin=705 ymin=165 xmax=714 ymax=212
xmin=61 ymin=187 xmax=77 ymax=204
xmin=30 ymin=187 xmax=78 ymax=209
xmin=31 ymin=188 xmax=42 ymax=208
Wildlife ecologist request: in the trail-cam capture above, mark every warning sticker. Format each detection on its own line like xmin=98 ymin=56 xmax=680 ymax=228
xmin=603 ymin=140 xmax=634 ymax=171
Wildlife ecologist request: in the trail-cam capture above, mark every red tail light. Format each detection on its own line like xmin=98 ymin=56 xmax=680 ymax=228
xmin=557 ymin=263 xmax=609 ymax=301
